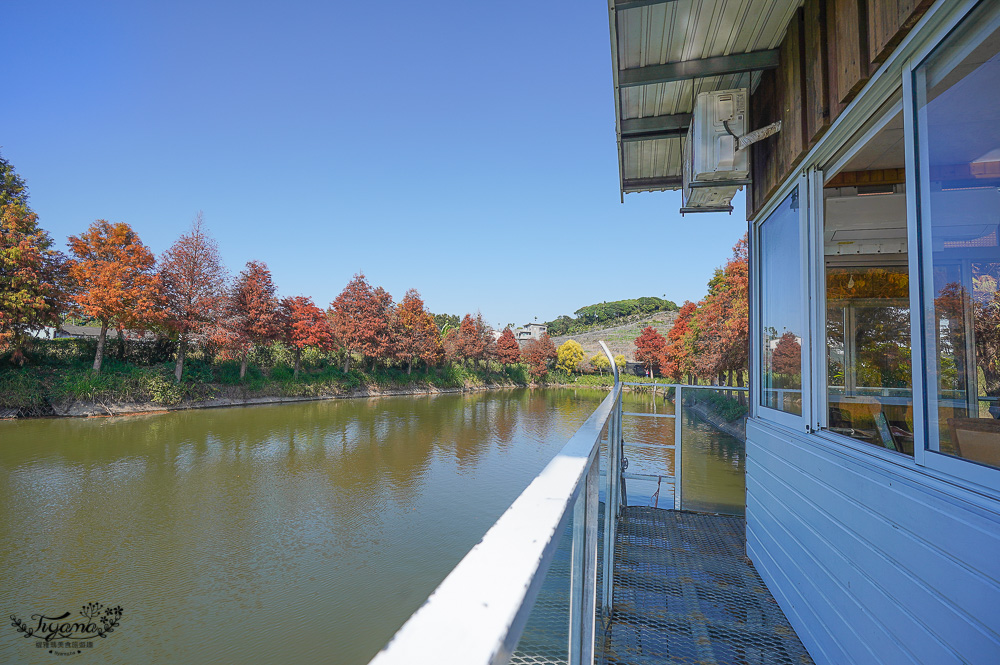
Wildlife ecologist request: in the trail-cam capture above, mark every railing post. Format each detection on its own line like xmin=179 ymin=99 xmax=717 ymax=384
xmin=598 ymin=341 xmax=619 ymax=624
xmin=616 ymin=391 xmax=626 ymax=512
xmin=674 ymin=385 xmax=683 ymax=511
xmin=569 ymin=453 xmax=599 ymax=665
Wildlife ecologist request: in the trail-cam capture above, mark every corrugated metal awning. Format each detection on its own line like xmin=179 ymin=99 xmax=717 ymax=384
xmin=608 ymin=0 xmax=800 ymax=196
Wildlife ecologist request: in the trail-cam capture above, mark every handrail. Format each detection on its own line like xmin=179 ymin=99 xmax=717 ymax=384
xmin=621 ymin=381 xmax=749 ymax=391
xmin=369 ymin=369 xmax=750 ymax=664
xmin=600 ymin=341 xmax=619 ymax=385
xmin=369 ymin=383 xmax=621 ymax=665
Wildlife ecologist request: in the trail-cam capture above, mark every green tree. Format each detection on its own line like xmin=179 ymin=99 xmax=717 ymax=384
xmin=614 ymin=354 xmax=626 ymax=373
xmin=556 ymin=339 xmax=585 ymax=373
xmin=432 ymin=313 xmax=461 ymax=332
xmin=591 ymin=352 xmax=610 ymax=375
xmin=0 ymin=151 xmax=30 ymax=209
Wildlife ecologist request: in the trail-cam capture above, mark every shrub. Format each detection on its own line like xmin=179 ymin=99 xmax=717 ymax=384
xmin=0 ymin=370 xmax=46 ymax=407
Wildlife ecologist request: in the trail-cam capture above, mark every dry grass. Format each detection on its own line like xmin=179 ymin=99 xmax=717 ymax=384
xmin=550 ymin=311 xmax=678 ymax=361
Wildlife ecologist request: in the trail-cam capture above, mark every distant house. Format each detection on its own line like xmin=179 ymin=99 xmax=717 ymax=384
xmin=28 ymin=325 xmax=98 ymax=340
xmin=514 ymin=323 xmax=547 ymax=342
xmin=54 ymin=325 xmax=155 ymax=341
xmin=625 ymin=361 xmax=654 ymax=378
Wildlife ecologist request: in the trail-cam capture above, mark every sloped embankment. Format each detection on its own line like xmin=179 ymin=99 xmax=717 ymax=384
xmin=549 ymin=310 xmax=678 ymax=361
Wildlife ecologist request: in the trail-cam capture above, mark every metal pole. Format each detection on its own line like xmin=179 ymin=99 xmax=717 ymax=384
xmin=674 ymin=385 xmax=683 ymax=511
xmin=569 ymin=453 xmax=600 ymax=665
xmin=569 ymin=482 xmax=585 ymax=665
xmin=617 ymin=392 xmax=626 ymax=511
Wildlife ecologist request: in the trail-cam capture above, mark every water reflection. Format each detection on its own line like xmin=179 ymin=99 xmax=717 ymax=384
xmin=0 ymin=387 xmax=739 ymax=665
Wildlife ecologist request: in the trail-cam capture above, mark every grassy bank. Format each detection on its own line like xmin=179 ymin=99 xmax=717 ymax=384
xmin=1 ymin=340 xmax=747 ymax=421
xmin=546 ymin=370 xmax=748 ymax=421
xmin=0 ymin=339 xmax=533 ymax=415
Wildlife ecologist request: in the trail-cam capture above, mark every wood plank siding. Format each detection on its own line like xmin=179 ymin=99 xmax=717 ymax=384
xmin=748 ymin=0 xmax=932 ymax=219
xmin=804 ymin=0 xmax=832 ymax=145
xmin=868 ymin=0 xmax=936 ymax=64
xmin=746 ymin=421 xmax=1000 ymax=665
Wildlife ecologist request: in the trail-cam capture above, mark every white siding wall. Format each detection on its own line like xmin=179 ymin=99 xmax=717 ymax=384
xmin=746 ymin=419 xmax=1000 ymax=665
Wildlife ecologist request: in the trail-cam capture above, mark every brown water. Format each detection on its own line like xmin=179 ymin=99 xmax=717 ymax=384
xmin=0 ymin=388 xmax=743 ymax=664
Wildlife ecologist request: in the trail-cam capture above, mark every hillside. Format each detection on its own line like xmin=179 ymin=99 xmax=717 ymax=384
xmin=549 ymin=310 xmax=678 ymax=362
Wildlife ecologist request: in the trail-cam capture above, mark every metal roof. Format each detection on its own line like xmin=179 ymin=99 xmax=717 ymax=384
xmin=608 ymin=0 xmax=801 ymax=196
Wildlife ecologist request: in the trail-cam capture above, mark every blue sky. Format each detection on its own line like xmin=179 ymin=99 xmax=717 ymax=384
xmin=4 ymin=0 xmax=747 ymax=329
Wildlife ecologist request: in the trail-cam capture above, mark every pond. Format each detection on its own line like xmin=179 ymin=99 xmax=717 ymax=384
xmin=0 ymin=388 xmax=744 ymax=664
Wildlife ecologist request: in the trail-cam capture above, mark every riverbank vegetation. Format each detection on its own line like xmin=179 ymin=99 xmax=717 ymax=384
xmin=0 ymin=337 xmax=535 ymax=413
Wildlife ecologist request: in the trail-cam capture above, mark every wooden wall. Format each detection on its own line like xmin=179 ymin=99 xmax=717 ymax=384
xmin=748 ymin=0 xmax=932 ymax=220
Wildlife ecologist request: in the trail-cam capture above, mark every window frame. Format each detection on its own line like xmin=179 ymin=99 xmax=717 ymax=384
xmin=747 ymin=0 xmax=1000 ymax=495
xmin=752 ymin=172 xmax=811 ymax=432
xmin=905 ymin=0 xmax=1000 ymax=489
xmin=809 ymin=98 xmax=918 ymax=460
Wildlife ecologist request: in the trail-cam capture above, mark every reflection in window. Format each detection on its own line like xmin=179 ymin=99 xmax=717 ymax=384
xmin=760 ymin=189 xmax=803 ymax=416
xmin=825 ymin=263 xmax=913 ymax=453
xmin=822 ymin=102 xmax=913 ymax=453
xmin=917 ymin=3 xmax=1000 ymax=469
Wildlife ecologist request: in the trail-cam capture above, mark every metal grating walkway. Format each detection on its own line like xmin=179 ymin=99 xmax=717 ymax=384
xmin=601 ymin=507 xmax=813 ymax=665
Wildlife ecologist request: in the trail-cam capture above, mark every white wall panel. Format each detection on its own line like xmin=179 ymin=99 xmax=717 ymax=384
xmin=747 ymin=419 xmax=1000 ymax=665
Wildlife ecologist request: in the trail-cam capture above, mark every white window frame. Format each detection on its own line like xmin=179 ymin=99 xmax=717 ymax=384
xmin=752 ymin=172 xmax=811 ymax=432
xmin=808 ymin=98 xmax=919 ymax=462
xmin=904 ymin=0 xmax=1000 ymax=491
xmin=749 ymin=0 xmax=1000 ymax=496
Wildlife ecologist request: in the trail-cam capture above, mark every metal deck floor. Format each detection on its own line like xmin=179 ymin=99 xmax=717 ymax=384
xmin=601 ymin=506 xmax=813 ymax=665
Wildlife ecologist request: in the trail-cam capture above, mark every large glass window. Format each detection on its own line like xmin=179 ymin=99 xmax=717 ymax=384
xmin=916 ymin=3 xmax=1000 ymax=469
xmin=760 ymin=189 xmax=804 ymax=416
xmin=822 ymin=103 xmax=914 ymax=455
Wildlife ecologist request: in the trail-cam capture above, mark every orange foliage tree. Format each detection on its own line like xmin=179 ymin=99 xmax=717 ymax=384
xmin=662 ymin=301 xmax=697 ymax=382
xmin=328 ymin=273 xmax=395 ymax=372
xmin=634 ymin=326 xmax=667 ymax=375
xmin=454 ymin=314 xmax=483 ymax=368
xmin=395 ymin=289 xmax=441 ymax=374
xmin=68 ymin=220 xmax=162 ymax=373
xmin=0 ymin=204 xmax=69 ymax=364
xmin=221 ymin=260 xmax=279 ymax=380
xmin=495 ymin=327 xmax=521 ymax=364
xmin=692 ymin=235 xmax=749 ymax=385
xmin=278 ymin=295 xmax=334 ymax=379
xmin=521 ymin=332 xmax=556 ymax=379
xmin=159 ymin=213 xmax=228 ymax=381
xmin=771 ymin=332 xmax=802 ymax=377
xmin=442 ymin=327 xmax=461 ymax=365
xmin=474 ymin=312 xmax=495 ymax=369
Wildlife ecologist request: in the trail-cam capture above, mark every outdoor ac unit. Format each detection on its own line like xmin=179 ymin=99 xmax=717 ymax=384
xmin=682 ymin=88 xmax=750 ymax=214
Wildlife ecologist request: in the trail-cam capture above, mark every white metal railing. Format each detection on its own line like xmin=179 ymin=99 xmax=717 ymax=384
xmin=621 ymin=381 xmax=748 ymax=511
xmin=369 ymin=358 xmax=749 ymax=665
xmin=369 ymin=342 xmax=626 ymax=665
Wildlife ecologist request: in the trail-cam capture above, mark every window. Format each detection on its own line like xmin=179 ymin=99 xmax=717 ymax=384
xmin=822 ymin=102 xmax=914 ymax=455
xmin=915 ymin=2 xmax=1000 ymax=469
xmin=759 ymin=187 xmax=805 ymax=418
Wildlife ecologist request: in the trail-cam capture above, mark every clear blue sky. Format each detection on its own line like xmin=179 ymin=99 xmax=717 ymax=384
xmin=4 ymin=0 xmax=747 ymax=329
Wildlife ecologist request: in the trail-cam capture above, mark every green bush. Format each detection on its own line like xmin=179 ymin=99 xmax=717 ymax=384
xmin=0 ymin=370 xmax=47 ymax=407
xmin=180 ymin=359 xmax=214 ymax=384
xmin=696 ymin=390 xmax=747 ymax=421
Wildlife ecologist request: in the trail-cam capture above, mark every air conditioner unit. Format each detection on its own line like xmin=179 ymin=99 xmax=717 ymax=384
xmin=681 ymin=88 xmax=750 ymax=214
